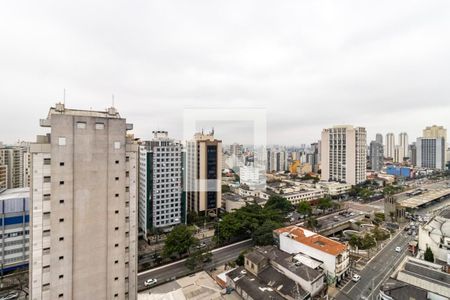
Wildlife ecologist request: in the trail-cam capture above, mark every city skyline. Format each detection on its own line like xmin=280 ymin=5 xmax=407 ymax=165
xmin=1 ymin=1 xmax=450 ymax=144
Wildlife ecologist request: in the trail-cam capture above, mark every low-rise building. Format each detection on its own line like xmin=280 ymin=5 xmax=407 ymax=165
xmin=317 ymin=182 xmax=352 ymax=197
xmin=274 ymin=226 xmax=350 ymax=285
xmin=226 ymin=245 xmax=326 ymax=299
xmin=418 ymin=209 xmax=450 ymax=264
xmin=380 ymin=256 xmax=450 ymax=299
xmin=0 ymin=187 xmax=30 ymax=272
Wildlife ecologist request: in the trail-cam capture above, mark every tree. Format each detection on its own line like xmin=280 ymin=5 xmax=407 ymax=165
xmin=361 ymin=233 xmax=376 ymax=250
xmin=424 ymin=247 xmax=434 ymax=262
xmin=264 ymin=195 xmax=292 ymax=213
xmin=163 ymin=225 xmax=198 ymax=259
xmin=187 ymin=211 xmax=199 ymax=225
xmin=252 ymin=220 xmax=281 ymax=246
xmin=236 ymin=250 xmax=249 ymax=266
xmin=307 ymin=216 xmax=318 ymax=230
xmin=297 ymin=201 xmax=312 ymax=216
xmin=317 ymin=197 xmax=333 ymax=210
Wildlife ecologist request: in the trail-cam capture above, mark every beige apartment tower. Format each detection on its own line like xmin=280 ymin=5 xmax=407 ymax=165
xmin=29 ymin=103 xmax=138 ymax=300
xmin=321 ymin=125 xmax=367 ymax=185
xmin=185 ymin=131 xmax=222 ymax=215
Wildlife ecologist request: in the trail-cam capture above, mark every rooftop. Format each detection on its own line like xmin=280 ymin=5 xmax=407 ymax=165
xmin=381 ymin=278 xmax=427 ymax=300
xmin=275 ymin=226 xmax=347 ymax=256
xmin=0 ymin=187 xmax=30 ymax=201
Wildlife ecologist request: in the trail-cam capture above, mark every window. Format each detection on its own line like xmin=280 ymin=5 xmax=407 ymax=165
xmin=59 ymin=274 xmax=64 ymax=279
xmin=115 ymin=160 xmax=119 ymax=164
xmin=60 ymin=162 xmax=65 ymax=166
xmin=60 ymin=199 xmax=64 ymax=204
xmin=96 ymin=123 xmax=105 ymax=130
xmin=59 ymin=218 xmax=64 ymax=223
xmin=115 ymin=210 xmax=119 ymax=214
xmin=115 ymin=260 xmax=119 ymax=264
xmin=114 ymin=141 xmax=121 ymax=149
xmin=115 ymin=227 xmax=119 ymax=231
xmin=115 ymin=193 xmax=119 ymax=197
xmin=114 ymin=277 xmax=118 ymax=281
xmin=59 ymin=237 xmax=64 ymax=241
xmin=115 ymin=177 xmax=119 ymax=181
xmin=76 ymin=122 xmax=86 ymax=129
xmin=114 ymin=294 xmax=118 ymax=298
xmin=58 ymin=137 xmax=66 ymax=146
xmin=59 ymin=256 xmax=64 ymax=260
xmin=115 ymin=243 xmax=119 ymax=247
xmin=44 ymin=176 xmax=51 ymax=183
xmin=59 ymin=181 xmax=64 ymax=185
xmin=44 ymin=158 xmax=51 ymax=165
xmin=59 ymin=294 xmax=64 ymax=298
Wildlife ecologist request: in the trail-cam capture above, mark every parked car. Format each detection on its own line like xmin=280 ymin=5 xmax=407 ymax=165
xmin=395 ymin=246 xmax=401 ymax=253
xmin=144 ymin=278 xmax=158 ymax=287
xmin=352 ymin=274 xmax=361 ymax=282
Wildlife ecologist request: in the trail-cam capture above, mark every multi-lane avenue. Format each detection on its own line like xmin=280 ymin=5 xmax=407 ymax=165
xmin=137 ymin=239 xmax=253 ymax=291
xmin=337 ymin=230 xmax=413 ymax=300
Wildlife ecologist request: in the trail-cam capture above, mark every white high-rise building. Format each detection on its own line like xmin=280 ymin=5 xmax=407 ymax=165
xmin=29 ymin=103 xmax=138 ymax=300
xmin=0 ymin=145 xmax=27 ymax=189
xmin=398 ymin=132 xmax=409 ymax=162
xmin=138 ymin=131 xmax=182 ymax=239
xmin=321 ymin=125 xmax=367 ymax=185
xmin=385 ymin=133 xmax=395 ymax=159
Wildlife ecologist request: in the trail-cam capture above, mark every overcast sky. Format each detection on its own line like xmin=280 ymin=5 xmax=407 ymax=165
xmin=1 ymin=1 xmax=450 ymax=146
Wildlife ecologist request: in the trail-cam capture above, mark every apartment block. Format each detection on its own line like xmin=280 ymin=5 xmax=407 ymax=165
xmin=29 ymin=103 xmax=138 ymax=300
xmin=320 ymin=125 xmax=367 ymax=185
xmin=416 ymin=137 xmax=446 ymax=170
xmin=0 ymin=145 xmax=27 ymax=189
xmin=138 ymin=131 xmax=182 ymax=239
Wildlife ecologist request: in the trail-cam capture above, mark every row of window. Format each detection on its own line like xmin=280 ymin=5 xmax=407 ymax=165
xmin=0 ymin=230 xmax=29 ymax=239
xmin=0 ymin=238 xmax=29 ymax=247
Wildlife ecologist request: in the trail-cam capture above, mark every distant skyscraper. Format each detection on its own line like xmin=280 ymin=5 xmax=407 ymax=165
xmin=416 ymin=137 xmax=446 ymax=170
xmin=321 ymin=125 xmax=367 ymax=185
xmin=138 ymin=131 xmax=182 ymax=239
xmin=185 ymin=131 xmax=222 ymax=215
xmin=385 ymin=133 xmax=395 ymax=159
xmin=310 ymin=142 xmax=320 ymax=173
xmin=423 ymin=125 xmax=447 ymax=139
xmin=0 ymin=164 xmax=6 ymax=189
xmin=370 ymin=140 xmax=384 ymax=171
xmin=398 ymin=132 xmax=409 ymax=162
xmin=30 ymin=103 xmax=138 ymax=300
xmin=230 ymin=143 xmax=243 ymax=158
xmin=375 ymin=133 xmax=383 ymax=145
xmin=409 ymin=143 xmax=417 ymax=166
xmin=0 ymin=145 xmax=27 ymax=189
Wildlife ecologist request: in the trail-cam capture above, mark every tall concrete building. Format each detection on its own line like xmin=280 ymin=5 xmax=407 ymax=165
xmin=321 ymin=125 xmax=367 ymax=185
xmin=29 ymin=103 xmax=138 ymax=300
xmin=398 ymin=132 xmax=409 ymax=162
xmin=138 ymin=131 xmax=182 ymax=239
xmin=384 ymin=133 xmax=395 ymax=159
xmin=375 ymin=133 xmax=383 ymax=145
xmin=0 ymin=164 xmax=7 ymax=189
xmin=310 ymin=142 xmax=320 ymax=173
xmin=416 ymin=137 xmax=446 ymax=170
xmin=266 ymin=149 xmax=287 ymax=172
xmin=423 ymin=125 xmax=447 ymax=162
xmin=0 ymin=145 xmax=27 ymax=189
xmin=409 ymin=142 xmax=417 ymax=166
xmin=369 ymin=140 xmax=384 ymax=171
xmin=185 ymin=131 xmax=222 ymax=215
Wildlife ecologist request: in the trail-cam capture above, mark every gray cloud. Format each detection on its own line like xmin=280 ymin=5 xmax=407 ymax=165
xmin=1 ymin=0 xmax=449 ymax=145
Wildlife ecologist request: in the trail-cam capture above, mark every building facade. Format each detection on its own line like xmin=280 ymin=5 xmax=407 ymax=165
xmin=0 ymin=188 xmax=30 ymax=273
xmin=320 ymin=125 xmax=367 ymax=185
xmin=185 ymin=131 xmax=222 ymax=215
xmin=385 ymin=133 xmax=395 ymax=159
xmin=369 ymin=140 xmax=383 ymax=171
xmin=416 ymin=137 xmax=446 ymax=170
xmin=398 ymin=132 xmax=409 ymax=162
xmin=138 ymin=131 xmax=182 ymax=239
xmin=0 ymin=145 xmax=27 ymax=189
xmin=29 ymin=103 xmax=138 ymax=300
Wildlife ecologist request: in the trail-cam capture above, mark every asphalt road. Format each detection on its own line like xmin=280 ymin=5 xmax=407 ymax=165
xmin=337 ymin=229 xmax=413 ymax=300
xmin=137 ymin=239 xmax=253 ymax=291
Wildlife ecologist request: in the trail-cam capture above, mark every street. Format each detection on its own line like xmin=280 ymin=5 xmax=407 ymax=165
xmin=337 ymin=228 xmax=413 ymax=299
xmin=137 ymin=239 xmax=253 ymax=291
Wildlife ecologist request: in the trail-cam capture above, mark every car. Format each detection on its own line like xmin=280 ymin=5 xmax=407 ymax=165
xmin=144 ymin=278 xmax=158 ymax=287
xmin=196 ymin=242 xmax=207 ymax=249
xmin=352 ymin=274 xmax=361 ymax=282
xmin=395 ymin=247 xmax=401 ymax=252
